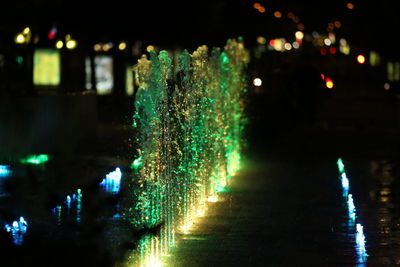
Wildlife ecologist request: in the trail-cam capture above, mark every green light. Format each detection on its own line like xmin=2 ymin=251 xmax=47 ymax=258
xmin=125 ymin=38 xmax=249 ymax=265
xmin=20 ymin=154 xmax=49 ymax=165
xmin=337 ymin=158 xmax=345 ymax=174
xmin=16 ymin=56 xmax=23 ymax=65
xmin=131 ymin=156 xmax=142 ymax=169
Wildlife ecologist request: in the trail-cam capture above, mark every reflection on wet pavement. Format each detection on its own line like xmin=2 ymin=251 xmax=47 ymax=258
xmin=337 ymin=158 xmax=368 ymax=265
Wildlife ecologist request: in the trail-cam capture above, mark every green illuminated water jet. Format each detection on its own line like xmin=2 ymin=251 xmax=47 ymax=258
xmin=123 ymin=39 xmax=249 ymax=265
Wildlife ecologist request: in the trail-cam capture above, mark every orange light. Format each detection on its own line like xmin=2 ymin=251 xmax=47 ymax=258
xmin=287 ymin=12 xmax=294 ymax=19
xmin=258 ymin=7 xmax=266 ymax=13
xmin=297 ymin=24 xmax=305 ymax=31
xmin=347 ymin=2 xmax=354 ymax=9
xmin=334 ymin=21 xmax=342 ymax=28
xmin=326 ymin=78 xmax=334 ymax=89
xmin=253 ymin=3 xmax=261 ymax=9
xmin=274 ymin=11 xmax=282 ymax=18
xmin=357 ymin=54 xmax=366 ymax=64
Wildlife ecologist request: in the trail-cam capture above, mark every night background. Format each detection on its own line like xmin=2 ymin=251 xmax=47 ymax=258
xmin=2 ymin=1 xmax=400 ymax=266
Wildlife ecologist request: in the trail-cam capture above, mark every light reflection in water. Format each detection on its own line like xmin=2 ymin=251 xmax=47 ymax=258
xmin=3 ymin=217 xmax=28 ymax=245
xmin=338 ymin=159 xmax=368 ymax=264
xmin=0 ymin=165 xmax=11 ymax=177
xmin=356 ymin=223 xmax=368 ymax=264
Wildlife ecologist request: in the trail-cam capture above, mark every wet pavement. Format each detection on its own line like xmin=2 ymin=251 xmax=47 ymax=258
xmin=162 ymin=122 xmax=400 ymax=266
xmin=3 ymin=91 xmax=400 ymax=266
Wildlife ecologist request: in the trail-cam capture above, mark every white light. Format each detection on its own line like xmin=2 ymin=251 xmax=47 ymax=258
xmin=292 ymin=42 xmax=300 ymax=49
xmin=284 ymin=43 xmax=292 ymax=51
xmin=341 ymin=173 xmax=350 ymax=192
xmin=324 ymin=38 xmax=332 ymax=46
xmin=384 ymin=82 xmax=390 ymax=90
xmin=253 ymin=78 xmax=262 ymax=87
xmin=295 ymin=31 xmax=304 ymax=40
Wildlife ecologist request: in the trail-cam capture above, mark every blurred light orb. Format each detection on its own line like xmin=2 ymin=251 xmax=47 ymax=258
xmin=118 ymin=42 xmax=127 ymax=50
xmin=146 ymin=45 xmax=155 ymax=52
xmin=284 ymin=43 xmax=292 ymax=50
xmin=66 ymin=40 xmax=77 ymax=50
xmin=15 ymin=34 xmax=25 ymax=44
xmin=347 ymin=2 xmax=355 ymax=9
xmin=257 ymin=36 xmax=267 ymax=45
xmin=55 ymin=40 xmax=63 ymax=49
xmin=384 ymin=82 xmax=390 ymax=90
xmin=253 ymin=78 xmax=262 ymax=87
xmin=324 ymin=38 xmax=332 ymax=46
xmin=357 ymin=54 xmax=366 ymax=64
xmin=274 ymin=11 xmax=282 ymax=18
xmin=295 ymin=31 xmax=304 ymax=40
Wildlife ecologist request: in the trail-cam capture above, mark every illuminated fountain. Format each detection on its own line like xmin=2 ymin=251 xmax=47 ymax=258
xmin=51 ymin=188 xmax=82 ymax=224
xmin=99 ymin=167 xmax=122 ymax=194
xmin=122 ymin=39 xmax=248 ymax=266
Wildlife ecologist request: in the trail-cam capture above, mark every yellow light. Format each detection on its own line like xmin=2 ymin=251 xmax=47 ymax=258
xmin=274 ymin=11 xmax=282 ymax=18
xmin=347 ymin=2 xmax=354 ymax=9
xmin=326 ymin=80 xmax=334 ymax=89
xmin=146 ymin=45 xmax=155 ymax=52
xmin=55 ymin=40 xmax=63 ymax=49
xmin=118 ymin=42 xmax=127 ymax=50
xmin=253 ymin=78 xmax=262 ymax=87
xmin=357 ymin=54 xmax=366 ymax=64
xmin=15 ymin=34 xmax=25 ymax=44
xmin=23 ymin=27 xmax=31 ymax=34
xmin=295 ymin=31 xmax=304 ymax=40
xmin=66 ymin=40 xmax=77 ymax=49
xmin=103 ymin=43 xmax=111 ymax=52
xmin=256 ymin=36 xmax=266 ymax=45
xmin=94 ymin=44 xmax=102 ymax=52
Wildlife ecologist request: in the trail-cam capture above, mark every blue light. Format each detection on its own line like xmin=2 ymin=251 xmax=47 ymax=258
xmin=356 ymin=223 xmax=368 ymax=263
xmin=65 ymin=195 xmax=71 ymax=209
xmin=347 ymin=194 xmax=356 ymax=222
xmin=0 ymin=165 xmax=11 ymax=177
xmin=99 ymin=167 xmax=122 ymax=194
xmin=3 ymin=217 xmax=28 ymax=245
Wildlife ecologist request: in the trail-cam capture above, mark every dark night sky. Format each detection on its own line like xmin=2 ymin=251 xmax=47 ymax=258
xmin=1 ymin=0 xmax=399 ymax=55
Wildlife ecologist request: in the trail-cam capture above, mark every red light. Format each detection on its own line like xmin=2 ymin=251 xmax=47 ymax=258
xmin=48 ymin=32 xmax=55 ymax=40
xmin=320 ymin=73 xmax=325 ymax=80
xmin=320 ymin=48 xmax=327 ymax=55
xmin=269 ymin=40 xmax=275 ymax=46
xmin=329 ymin=47 xmax=337 ymax=54
xmin=48 ymin=25 xmax=57 ymax=40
